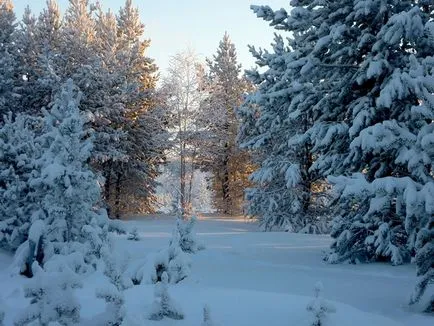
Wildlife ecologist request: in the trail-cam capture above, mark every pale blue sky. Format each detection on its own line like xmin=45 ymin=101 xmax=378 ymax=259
xmin=14 ymin=0 xmax=289 ymax=75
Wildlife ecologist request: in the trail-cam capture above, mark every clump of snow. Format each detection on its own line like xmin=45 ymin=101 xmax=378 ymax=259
xmin=306 ymin=281 xmax=336 ymax=326
xmin=28 ymin=220 xmax=45 ymax=244
xmin=147 ymin=272 xmax=184 ymax=321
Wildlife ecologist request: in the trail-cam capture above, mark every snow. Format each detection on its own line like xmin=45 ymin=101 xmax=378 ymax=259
xmin=0 ymin=215 xmax=432 ymax=325
xmin=28 ymin=220 xmax=44 ymax=244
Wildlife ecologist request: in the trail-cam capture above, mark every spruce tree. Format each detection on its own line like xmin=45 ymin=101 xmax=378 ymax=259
xmin=243 ymin=1 xmax=433 ymax=308
xmin=325 ymin=1 xmax=434 ymax=269
xmin=0 ymin=114 xmax=42 ymax=252
xmin=239 ymin=3 xmax=334 ymax=231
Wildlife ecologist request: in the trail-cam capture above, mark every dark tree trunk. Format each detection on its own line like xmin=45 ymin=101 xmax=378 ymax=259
xmin=21 ymin=236 xmax=45 ymax=278
xmin=104 ymin=160 xmax=112 ymax=202
xmin=114 ymin=171 xmax=122 ymax=219
xmin=221 ymin=145 xmax=231 ymax=215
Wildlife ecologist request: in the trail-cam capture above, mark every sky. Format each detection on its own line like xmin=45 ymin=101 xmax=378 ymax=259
xmin=14 ymin=0 xmax=290 ymax=75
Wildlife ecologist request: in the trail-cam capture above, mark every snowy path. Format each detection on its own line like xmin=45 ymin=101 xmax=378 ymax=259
xmin=121 ymin=215 xmax=432 ymax=326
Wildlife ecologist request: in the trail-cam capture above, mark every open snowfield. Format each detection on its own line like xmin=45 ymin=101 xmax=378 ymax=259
xmin=0 ymin=214 xmax=432 ymax=325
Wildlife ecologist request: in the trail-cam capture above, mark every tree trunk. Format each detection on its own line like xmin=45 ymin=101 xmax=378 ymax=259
xmin=187 ymin=148 xmax=197 ymax=212
xmin=114 ymin=171 xmax=122 ymax=219
xmin=180 ymin=142 xmax=187 ymax=219
xmin=221 ymin=146 xmax=231 ymax=215
xmin=104 ymin=160 xmax=112 ymax=201
xmin=104 ymin=160 xmax=113 ymax=217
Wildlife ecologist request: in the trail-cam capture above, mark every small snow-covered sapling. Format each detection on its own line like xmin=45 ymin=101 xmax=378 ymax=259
xmin=167 ymin=228 xmax=191 ymax=283
xmin=306 ymin=282 xmax=336 ymax=326
xmin=176 ymin=216 xmax=205 ymax=253
xmin=127 ymin=228 xmax=140 ymax=241
xmin=14 ymin=261 xmax=82 ymax=326
xmin=148 ymin=272 xmax=184 ymax=321
xmin=202 ymin=304 xmax=216 ymax=326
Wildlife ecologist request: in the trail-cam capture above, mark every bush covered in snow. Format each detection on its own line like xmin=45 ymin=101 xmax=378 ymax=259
xmin=15 ymin=260 xmax=82 ymax=326
xmin=125 ymin=226 xmax=191 ymax=285
xmin=147 ymin=272 xmax=184 ymax=321
xmin=95 ymin=284 xmax=126 ymax=326
xmin=102 ymin=245 xmax=133 ymax=291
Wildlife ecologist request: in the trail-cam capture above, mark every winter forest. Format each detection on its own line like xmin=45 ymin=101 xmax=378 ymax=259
xmin=0 ymin=0 xmax=432 ymax=325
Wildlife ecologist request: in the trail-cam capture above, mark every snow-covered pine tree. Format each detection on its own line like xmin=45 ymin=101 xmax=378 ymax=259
xmin=0 ymin=0 xmax=20 ymax=119
xmin=91 ymin=5 xmax=129 ymax=170
xmin=198 ymin=33 xmax=252 ymax=215
xmin=15 ymin=260 xmax=82 ymax=326
xmin=103 ymin=0 xmax=162 ymax=218
xmin=15 ymin=6 xmax=39 ymax=115
xmin=11 ymin=78 xmax=110 ymax=277
xmin=176 ymin=216 xmax=204 ymax=253
xmin=16 ymin=0 xmax=64 ymax=115
xmin=59 ymin=0 xmax=95 ymax=77
xmin=33 ymin=78 xmax=102 ymax=244
xmin=409 ymin=218 xmax=433 ymax=312
xmin=166 ymin=227 xmax=191 ymax=283
xmin=325 ymin=1 xmax=434 ymax=269
xmin=306 ymin=281 xmax=336 ymax=326
xmin=147 ymin=272 xmax=184 ymax=321
xmin=35 ymin=0 xmax=62 ymax=55
xmin=0 ymin=114 xmax=43 ymax=253
xmin=239 ymin=3 xmax=333 ymax=232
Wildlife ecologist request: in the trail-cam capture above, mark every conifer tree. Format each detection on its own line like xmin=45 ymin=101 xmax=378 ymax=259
xmin=15 ymin=261 xmax=82 ymax=326
xmin=0 ymin=114 xmax=42 ymax=252
xmin=199 ymin=33 xmax=252 ymax=215
xmin=239 ymin=4 xmax=332 ymax=231
xmin=321 ymin=1 xmax=434 ymax=270
xmin=101 ymin=0 xmax=161 ymax=217
xmin=0 ymin=0 xmax=19 ymax=119
xmin=243 ymin=0 xmax=434 ymax=309
xmin=147 ymin=272 xmax=184 ymax=321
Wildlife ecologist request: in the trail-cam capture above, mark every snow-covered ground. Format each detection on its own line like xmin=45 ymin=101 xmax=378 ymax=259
xmin=0 ymin=214 xmax=432 ymax=325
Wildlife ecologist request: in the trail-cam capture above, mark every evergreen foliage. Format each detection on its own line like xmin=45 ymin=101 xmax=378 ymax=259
xmin=242 ymin=0 xmax=434 ymax=309
xmin=306 ymin=282 xmax=336 ymax=326
xmin=14 ymin=261 xmax=82 ymax=326
xmin=147 ymin=272 xmax=184 ymax=321
xmin=198 ymin=33 xmax=253 ymax=215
